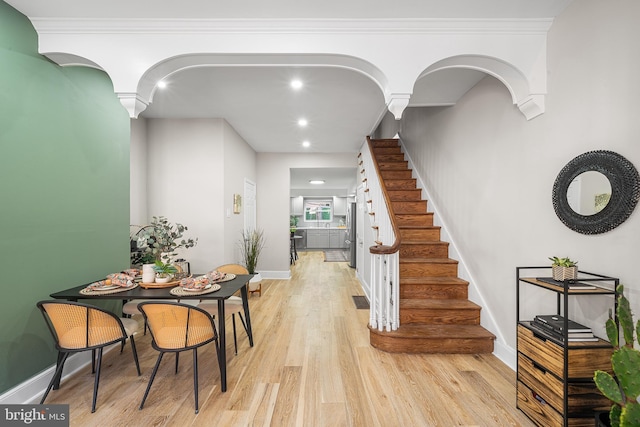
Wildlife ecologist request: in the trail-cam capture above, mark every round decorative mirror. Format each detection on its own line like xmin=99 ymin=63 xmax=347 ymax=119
xmin=552 ymin=150 xmax=640 ymax=235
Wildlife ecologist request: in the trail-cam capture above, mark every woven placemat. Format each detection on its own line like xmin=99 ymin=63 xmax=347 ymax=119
xmin=170 ymin=283 xmax=221 ymax=297
xmin=215 ymin=273 xmax=235 ymax=283
xmin=80 ymin=283 xmax=139 ymax=296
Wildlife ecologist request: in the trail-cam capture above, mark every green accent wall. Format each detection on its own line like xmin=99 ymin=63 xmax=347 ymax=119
xmin=0 ymin=2 xmax=131 ymax=394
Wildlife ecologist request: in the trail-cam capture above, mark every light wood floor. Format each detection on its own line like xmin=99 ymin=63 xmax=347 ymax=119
xmin=44 ymin=251 xmax=534 ymax=426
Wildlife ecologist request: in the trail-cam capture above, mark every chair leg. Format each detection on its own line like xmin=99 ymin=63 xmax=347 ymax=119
xmin=175 ymin=352 xmax=180 ymax=374
xmin=193 ymin=348 xmax=199 ymax=414
xmin=91 ymin=349 xmax=96 ymax=374
xmin=129 ymin=336 xmax=141 ymax=375
xmin=52 ymin=351 xmax=66 ymax=390
xmin=232 ymin=313 xmax=238 ymax=355
xmin=41 ymin=352 xmax=69 ymax=403
xmin=91 ymin=347 xmax=104 ymax=413
xmin=140 ymin=352 xmax=164 ymax=410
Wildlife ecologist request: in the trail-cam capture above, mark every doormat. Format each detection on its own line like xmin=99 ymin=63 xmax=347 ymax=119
xmin=352 ymin=296 xmax=370 ymax=309
xmin=324 ymin=251 xmax=349 ymax=262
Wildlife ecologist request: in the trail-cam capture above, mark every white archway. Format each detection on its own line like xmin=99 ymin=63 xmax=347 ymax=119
xmin=417 ymin=55 xmax=545 ymax=120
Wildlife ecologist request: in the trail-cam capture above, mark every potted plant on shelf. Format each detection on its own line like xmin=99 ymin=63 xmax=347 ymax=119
xmin=594 ymin=285 xmax=640 ymax=427
xmin=152 ymin=260 xmax=178 ymax=283
xmin=240 ymin=229 xmax=265 ymax=296
xmin=549 ymin=256 xmax=578 ymax=281
xmin=290 ymin=215 xmax=299 ymax=236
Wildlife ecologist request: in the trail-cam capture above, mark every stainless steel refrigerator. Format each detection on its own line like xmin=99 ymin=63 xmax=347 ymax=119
xmin=346 ymin=202 xmax=357 ymax=268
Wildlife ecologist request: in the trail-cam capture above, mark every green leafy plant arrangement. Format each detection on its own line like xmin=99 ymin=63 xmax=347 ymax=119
xmin=290 ymin=215 xmax=299 ymax=233
xmin=152 ymin=260 xmax=178 ymax=278
xmin=594 ymin=284 xmax=640 ymax=427
xmin=132 ymin=216 xmax=197 ymax=265
xmin=548 ymin=256 xmax=578 ymax=267
xmin=240 ymin=229 xmax=265 ymax=274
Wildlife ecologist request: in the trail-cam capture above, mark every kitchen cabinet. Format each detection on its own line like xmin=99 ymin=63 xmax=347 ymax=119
xmin=333 ymin=197 xmax=347 ymax=216
xmin=306 ymin=229 xmax=346 ymax=249
xmin=306 ymin=229 xmax=330 ymax=248
xmin=330 ymin=229 xmax=346 ymax=248
xmin=290 ymin=196 xmax=304 ymax=215
xmin=516 ymin=266 xmax=617 ymax=427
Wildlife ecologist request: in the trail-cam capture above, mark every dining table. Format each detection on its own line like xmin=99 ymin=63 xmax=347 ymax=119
xmin=49 ymin=273 xmax=255 ymax=392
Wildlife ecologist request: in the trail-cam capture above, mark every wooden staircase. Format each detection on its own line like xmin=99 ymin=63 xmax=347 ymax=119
xmin=368 ymin=138 xmax=496 ymax=354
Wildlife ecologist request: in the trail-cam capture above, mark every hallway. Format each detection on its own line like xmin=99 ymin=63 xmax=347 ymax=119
xmin=44 ymin=251 xmax=533 ymax=426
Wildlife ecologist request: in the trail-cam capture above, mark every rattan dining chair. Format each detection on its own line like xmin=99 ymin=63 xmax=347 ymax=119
xmin=36 ymin=300 xmax=141 ymax=413
xmin=137 ymin=301 xmax=220 ymax=414
xmin=196 ymin=264 xmax=249 ymax=355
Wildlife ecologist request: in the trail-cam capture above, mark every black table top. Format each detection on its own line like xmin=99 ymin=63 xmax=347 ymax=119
xmin=50 ymin=274 xmax=254 ymax=301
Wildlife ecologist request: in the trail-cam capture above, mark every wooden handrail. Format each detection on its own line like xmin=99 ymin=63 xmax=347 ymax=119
xmin=366 ymin=136 xmax=402 ymax=255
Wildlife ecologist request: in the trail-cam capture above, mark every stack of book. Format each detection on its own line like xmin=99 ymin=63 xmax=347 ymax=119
xmin=530 ymin=314 xmax=599 ymax=342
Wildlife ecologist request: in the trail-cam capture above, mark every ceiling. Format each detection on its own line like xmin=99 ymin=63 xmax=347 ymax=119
xmin=6 ymin=0 xmax=572 ymax=192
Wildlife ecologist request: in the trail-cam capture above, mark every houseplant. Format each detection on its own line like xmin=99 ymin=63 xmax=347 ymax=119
xmin=594 ymin=284 xmax=640 ymax=427
xmin=290 ymin=215 xmax=299 ymax=235
xmin=132 ymin=216 xmax=197 ymax=265
xmin=240 ymin=229 xmax=265 ymax=295
xmin=152 ymin=260 xmax=178 ymax=283
xmin=549 ymin=256 xmax=578 ymax=281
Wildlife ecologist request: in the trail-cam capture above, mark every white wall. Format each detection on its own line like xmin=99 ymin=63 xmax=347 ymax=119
xmin=222 ymin=120 xmax=257 ymax=264
xmin=399 ymin=0 xmax=640 ymax=365
xmin=144 ymin=118 xmax=223 ymax=273
xmin=256 ymin=152 xmax=359 ymax=277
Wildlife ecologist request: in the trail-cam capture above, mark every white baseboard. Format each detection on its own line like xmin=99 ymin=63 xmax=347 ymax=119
xmin=0 ymin=343 xmax=120 ymax=405
xmin=492 ymin=339 xmax=517 ymax=372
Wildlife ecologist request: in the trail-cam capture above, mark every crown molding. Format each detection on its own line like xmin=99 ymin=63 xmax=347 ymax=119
xmin=31 ymin=17 xmax=554 ymax=36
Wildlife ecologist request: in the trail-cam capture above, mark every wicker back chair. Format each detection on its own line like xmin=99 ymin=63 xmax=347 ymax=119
xmin=137 ymin=302 xmax=220 ymax=414
xmin=37 ymin=300 xmax=141 ymax=413
xmin=197 ymin=264 xmax=250 ymax=354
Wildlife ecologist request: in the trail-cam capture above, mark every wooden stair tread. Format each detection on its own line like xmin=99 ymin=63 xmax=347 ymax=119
xmin=400 ymin=299 xmax=480 ymax=310
xmin=400 ymin=276 xmax=468 ymax=285
xmin=400 ymin=240 xmax=446 ymax=245
xmin=394 ymin=212 xmax=432 ymax=216
xmin=371 ymin=324 xmax=496 ymax=340
xmin=399 ymin=257 xmax=458 ymax=264
xmin=399 ymin=225 xmax=440 ymax=229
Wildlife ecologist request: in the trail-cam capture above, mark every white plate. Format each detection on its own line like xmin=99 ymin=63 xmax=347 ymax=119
xmin=182 ymin=284 xmax=212 ymax=292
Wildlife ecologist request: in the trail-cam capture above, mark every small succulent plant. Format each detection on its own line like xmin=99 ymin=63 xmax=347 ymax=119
xmin=548 ymin=256 xmax=578 ymax=267
xmin=594 ymin=284 xmax=640 ymax=427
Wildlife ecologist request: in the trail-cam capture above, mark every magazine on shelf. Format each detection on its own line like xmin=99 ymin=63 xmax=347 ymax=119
xmin=533 ymin=314 xmax=591 ymax=333
xmin=567 ymin=331 xmax=596 ymax=339
xmin=536 ymin=277 xmax=597 ymax=290
xmin=529 ymin=320 xmax=598 ymax=342
xmin=567 ymin=336 xmax=599 ymax=342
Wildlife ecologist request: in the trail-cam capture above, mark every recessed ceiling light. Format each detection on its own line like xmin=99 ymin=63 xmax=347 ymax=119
xmin=298 ymin=118 xmax=308 ymax=127
xmin=302 ymin=141 xmax=310 ymax=148
xmin=157 ymin=80 xmax=167 ymax=89
xmin=309 ymin=180 xmax=325 ymax=185
xmin=291 ymin=79 xmax=303 ymax=90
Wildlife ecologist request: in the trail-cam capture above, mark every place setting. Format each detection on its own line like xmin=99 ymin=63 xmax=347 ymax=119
xmin=169 ymin=270 xmax=235 ymax=296
xmin=79 ymin=269 xmax=140 ymax=295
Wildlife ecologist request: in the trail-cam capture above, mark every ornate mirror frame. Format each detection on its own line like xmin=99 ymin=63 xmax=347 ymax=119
xmin=552 ymin=150 xmax=640 ymax=235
